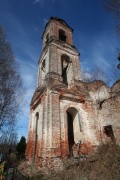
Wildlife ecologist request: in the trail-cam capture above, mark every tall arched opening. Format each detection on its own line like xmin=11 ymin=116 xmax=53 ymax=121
xmin=33 ymin=112 xmax=39 ymax=161
xmin=66 ymin=107 xmax=80 ymax=157
xmin=61 ymin=55 xmax=70 ymax=85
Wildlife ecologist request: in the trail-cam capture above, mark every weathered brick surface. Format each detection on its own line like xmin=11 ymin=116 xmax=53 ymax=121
xmin=26 ymin=17 xmax=120 ymax=171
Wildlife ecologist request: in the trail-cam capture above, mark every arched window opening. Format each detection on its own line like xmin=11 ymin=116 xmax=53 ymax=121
xmin=41 ymin=59 xmax=46 ymax=84
xmin=59 ymin=29 xmax=66 ymax=42
xmin=35 ymin=112 xmax=39 ymax=135
xmin=33 ymin=112 xmax=39 ymax=160
xmin=61 ymin=55 xmax=70 ymax=85
xmin=45 ymin=33 xmax=49 ymax=44
xmin=41 ymin=59 xmax=46 ymax=72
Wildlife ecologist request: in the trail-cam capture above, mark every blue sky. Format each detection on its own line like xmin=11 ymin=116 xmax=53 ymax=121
xmin=0 ymin=0 xmax=120 ymax=139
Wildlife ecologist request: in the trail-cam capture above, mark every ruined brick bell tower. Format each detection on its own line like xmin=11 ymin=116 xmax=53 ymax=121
xmin=26 ymin=16 xmax=120 ymax=172
xmin=26 ymin=17 xmax=91 ymax=170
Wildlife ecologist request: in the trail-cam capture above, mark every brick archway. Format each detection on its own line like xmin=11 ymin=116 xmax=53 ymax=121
xmin=66 ymin=107 xmax=78 ymax=157
xmin=61 ymin=105 xmax=82 ymax=157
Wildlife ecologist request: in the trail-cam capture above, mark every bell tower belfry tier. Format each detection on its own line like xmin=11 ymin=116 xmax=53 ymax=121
xmin=37 ymin=17 xmax=82 ymax=88
xmin=26 ymin=17 xmax=89 ymax=170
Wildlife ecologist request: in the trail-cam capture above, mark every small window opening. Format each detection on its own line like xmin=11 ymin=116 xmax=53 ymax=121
xmin=41 ymin=59 xmax=46 ymax=72
xmin=46 ymin=33 xmax=49 ymax=44
xmin=59 ymin=29 xmax=66 ymax=42
xmin=61 ymin=55 xmax=70 ymax=85
xmin=62 ymin=60 xmax=68 ymax=85
xmin=36 ymin=112 xmax=39 ymax=136
xmin=104 ymin=125 xmax=116 ymax=142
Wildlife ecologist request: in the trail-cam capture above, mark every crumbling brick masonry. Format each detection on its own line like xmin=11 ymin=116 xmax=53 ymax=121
xmin=26 ymin=17 xmax=120 ymax=171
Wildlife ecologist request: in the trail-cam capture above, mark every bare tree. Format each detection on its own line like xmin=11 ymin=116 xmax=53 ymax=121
xmin=83 ymin=64 xmax=120 ymax=86
xmin=106 ymin=0 xmax=120 ymax=17
xmin=0 ymin=124 xmax=17 ymax=154
xmin=82 ymin=67 xmax=106 ymax=83
xmin=109 ymin=63 xmax=120 ymax=82
xmin=0 ymin=26 xmax=23 ymax=130
xmin=105 ymin=0 xmax=120 ymax=32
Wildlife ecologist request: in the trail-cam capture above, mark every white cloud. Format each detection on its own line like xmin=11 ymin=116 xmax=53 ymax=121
xmin=82 ymin=72 xmax=92 ymax=80
xmin=33 ymin=0 xmax=56 ymax=6
xmin=34 ymin=0 xmax=41 ymax=2
xmin=80 ymin=31 xmax=119 ymax=77
xmin=34 ymin=0 xmax=43 ymax=5
xmin=5 ymin=12 xmax=27 ymax=38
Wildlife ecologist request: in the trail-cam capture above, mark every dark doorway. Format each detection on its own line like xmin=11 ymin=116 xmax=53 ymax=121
xmin=67 ymin=112 xmax=74 ymax=157
xmin=34 ymin=112 xmax=39 ymax=160
xmin=104 ymin=125 xmax=116 ymax=143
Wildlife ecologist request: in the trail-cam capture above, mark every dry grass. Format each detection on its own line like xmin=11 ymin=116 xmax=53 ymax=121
xmin=19 ymin=143 xmax=120 ymax=180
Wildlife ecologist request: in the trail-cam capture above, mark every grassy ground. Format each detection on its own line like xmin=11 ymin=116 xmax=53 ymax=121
xmin=19 ymin=143 xmax=120 ymax=180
